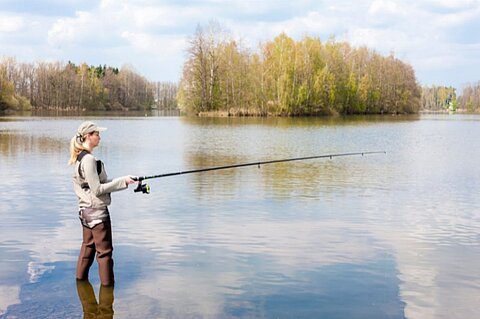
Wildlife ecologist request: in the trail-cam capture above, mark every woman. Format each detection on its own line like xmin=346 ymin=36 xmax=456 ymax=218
xmin=69 ymin=121 xmax=136 ymax=286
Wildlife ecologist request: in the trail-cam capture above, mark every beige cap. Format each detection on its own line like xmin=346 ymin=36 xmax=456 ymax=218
xmin=77 ymin=121 xmax=107 ymax=136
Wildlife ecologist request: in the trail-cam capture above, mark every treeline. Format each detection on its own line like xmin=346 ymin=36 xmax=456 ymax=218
xmin=420 ymin=83 xmax=480 ymax=112
xmin=458 ymin=82 xmax=480 ymax=112
xmin=178 ymin=24 xmax=421 ymax=116
xmin=0 ymin=57 xmax=178 ymax=113
xmin=153 ymin=81 xmax=178 ymax=110
xmin=421 ymin=86 xmax=457 ymax=111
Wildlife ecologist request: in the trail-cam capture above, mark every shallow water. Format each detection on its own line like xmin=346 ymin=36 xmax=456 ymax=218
xmin=0 ymin=114 xmax=479 ymax=318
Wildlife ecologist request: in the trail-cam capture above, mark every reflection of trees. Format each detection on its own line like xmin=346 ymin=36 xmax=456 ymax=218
xmin=0 ymin=133 xmax=65 ymax=158
xmin=184 ymin=151 xmax=246 ymax=199
xmin=183 ymin=149 xmax=366 ymax=200
xmin=182 ymin=116 xmax=387 ymax=199
xmin=181 ymin=114 xmax=420 ymax=129
xmin=260 ymin=161 xmax=353 ymax=199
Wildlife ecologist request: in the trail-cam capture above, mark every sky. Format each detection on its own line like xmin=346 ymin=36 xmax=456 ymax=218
xmin=1 ymin=0 xmax=479 ymax=90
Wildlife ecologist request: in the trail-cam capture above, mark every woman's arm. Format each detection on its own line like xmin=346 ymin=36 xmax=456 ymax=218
xmin=82 ymin=155 xmax=128 ymax=196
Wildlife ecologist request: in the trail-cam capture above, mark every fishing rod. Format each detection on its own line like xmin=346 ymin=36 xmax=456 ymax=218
xmin=132 ymin=151 xmax=386 ymax=194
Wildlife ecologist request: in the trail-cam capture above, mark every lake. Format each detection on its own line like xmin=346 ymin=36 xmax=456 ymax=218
xmin=0 ymin=114 xmax=479 ymax=319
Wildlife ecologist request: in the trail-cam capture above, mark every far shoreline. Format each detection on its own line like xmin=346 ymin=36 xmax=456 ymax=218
xmin=1 ymin=108 xmax=475 ymax=118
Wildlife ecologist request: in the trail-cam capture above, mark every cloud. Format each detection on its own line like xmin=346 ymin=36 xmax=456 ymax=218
xmin=348 ymin=28 xmax=402 ymax=51
xmin=47 ymin=11 xmax=94 ymax=45
xmin=44 ymin=0 xmax=196 ymax=78
xmin=368 ymin=0 xmax=403 ymax=15
xmin=421 ymin=0 xmax=479 ymax=12
xmin=27 ymin=262 xmax=55 ymax=283
xmin=121 ymin=32 xmax=186 ymax=56
xmin=0 ymin=14 xmax=25 ymax=33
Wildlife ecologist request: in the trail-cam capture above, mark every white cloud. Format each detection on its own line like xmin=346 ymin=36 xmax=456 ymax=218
xmin=0 ymin=14 xmax=24 ymax=33
xmin=99 ymin=0 xmax=209 ymax=30
xmin=47 ymin=11 xmax=96 ymax=45
xmin=226 ymin=9 xmax=343 ymax=48
xmin=121 ymin=31 xmax=152 ymax=51
xmin=121 ymin=31 xmax=186 ymax=56
xmin=129 ymin=5 xmax=202 ymax=29
xmin=282 ymin=11 xmax=338 ymax=36
xmin=433 ymin=6 xmax=480 ymax=27
xmin=423 ymin=0 xmax=479 ymax=11
xmin=368 ymin=0 xmax=402 ymax=15
xmin=27 ymin=262 xmax=55 ymax=283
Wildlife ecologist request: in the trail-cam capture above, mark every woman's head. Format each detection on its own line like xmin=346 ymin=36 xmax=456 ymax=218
xmin=76 ymin=121 xmax=106 ymax=149
xmin=68 ymin=121 xmax=107 ymax=165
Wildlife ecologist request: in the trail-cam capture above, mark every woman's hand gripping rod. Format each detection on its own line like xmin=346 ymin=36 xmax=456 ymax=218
xmin=131 ymin=151 xmax=386 ymax=194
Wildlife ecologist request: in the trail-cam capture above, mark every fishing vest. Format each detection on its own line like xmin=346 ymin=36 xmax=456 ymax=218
xmin=77 ymin=150 xmax=102 ymax=189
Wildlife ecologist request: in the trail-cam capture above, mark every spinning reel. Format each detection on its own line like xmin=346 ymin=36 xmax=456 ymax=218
xmin=133 ymin=177 xmax=150 ymax=194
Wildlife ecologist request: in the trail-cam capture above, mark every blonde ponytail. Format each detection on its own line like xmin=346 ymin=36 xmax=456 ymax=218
xmin=68 ymin=134 xmax=85 ymax=165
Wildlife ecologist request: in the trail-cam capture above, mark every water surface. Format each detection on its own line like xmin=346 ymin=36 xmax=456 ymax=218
xmin=0 ymin=114 xmax=479 ymax=318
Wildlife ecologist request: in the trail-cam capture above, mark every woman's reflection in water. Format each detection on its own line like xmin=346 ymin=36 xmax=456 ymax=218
xmin=76 ymin=280 xmax=114 ymax=319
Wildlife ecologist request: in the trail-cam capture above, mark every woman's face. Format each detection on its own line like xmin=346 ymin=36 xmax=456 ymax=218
xmin=86 ymin=131 xmax=101 ymax=148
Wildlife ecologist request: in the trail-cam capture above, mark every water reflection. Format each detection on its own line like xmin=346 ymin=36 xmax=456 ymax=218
xmin=111 ymin=245 xmax=404 ymax=318
xmin=77 ymin=280 xmax=114 ymax=319
xmin=180 ymin=114 xmax=422 ymax=127
xmin=0 ymin=132 xmax=66 ymax=157
xmin=181 ymin=117 xmax=387 ymax=201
